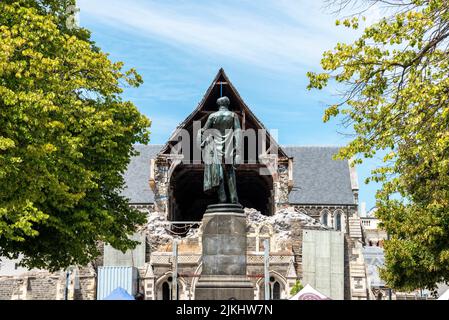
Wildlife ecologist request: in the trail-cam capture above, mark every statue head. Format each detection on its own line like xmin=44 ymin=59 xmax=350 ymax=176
xmin=217 ymin=96 xmax=230 ymax=110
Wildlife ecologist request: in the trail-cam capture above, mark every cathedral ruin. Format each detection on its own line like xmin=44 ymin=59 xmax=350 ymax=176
xmin=0 ymin=69 xmax=369 ymax=300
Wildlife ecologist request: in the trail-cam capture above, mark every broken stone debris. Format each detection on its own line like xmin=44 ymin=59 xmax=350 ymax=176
xmin=143 ymin=206 xmax=326 ymax=252
xmin=142 ymin=212 xmax=201 ymax=252
xmin=245 ymin=207 xmax=325 ymax=231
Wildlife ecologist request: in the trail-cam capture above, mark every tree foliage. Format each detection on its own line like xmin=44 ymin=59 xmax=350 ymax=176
xmin=308 ymin=0 xmax=449 ymax=291
xmin=290 ymin=280 xmax=304 ymax=296
xmin=0 ymin=0 xmax=150 ymax=270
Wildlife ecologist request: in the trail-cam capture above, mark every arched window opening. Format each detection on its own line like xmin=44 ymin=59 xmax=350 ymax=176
xmin=162 ymin=282 xmax=170 ymax=300
xmin=272 ymin=281 xmax=281 ymax=300
xmin=268 ymin=276 xmax=281 ymax=300
xmin=335 ymin=214 xmax=341 ymax=231
xmin=321 ymin=212 xmax=328 ymax=226
xmin=161 ymin=276 xmax=179 ymax=300
xmin=259 ymin=276 xmax=284 ymax=300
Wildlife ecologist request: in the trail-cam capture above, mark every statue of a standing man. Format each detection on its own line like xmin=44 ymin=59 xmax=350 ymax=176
xmin=198 ymin=96 xmax=242 ymax=204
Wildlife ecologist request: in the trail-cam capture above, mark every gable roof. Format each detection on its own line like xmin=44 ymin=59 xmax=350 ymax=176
xmin=159 ymin=68 xmax=288 ymax=159
xmin=122 ymin=145 xmax=356 ymax=206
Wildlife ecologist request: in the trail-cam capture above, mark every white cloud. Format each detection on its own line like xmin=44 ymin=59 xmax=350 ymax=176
xmin=77 ymin=0 xmax=360 ymax=73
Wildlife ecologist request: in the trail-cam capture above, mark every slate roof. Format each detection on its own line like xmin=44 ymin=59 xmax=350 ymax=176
xmin=121 ymin=144 xmax=163 ymax=204
xmin=121 ymin=145 xmax=356 ymax=206
xmin=283 ymin=146 xmax=356 ymax=205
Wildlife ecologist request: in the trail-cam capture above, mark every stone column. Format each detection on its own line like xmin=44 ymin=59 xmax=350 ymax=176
xmin=194 ymin=204 xmax=254 ymax=300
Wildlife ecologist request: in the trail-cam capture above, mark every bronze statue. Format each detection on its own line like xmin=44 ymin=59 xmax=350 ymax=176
xmin=198 ymin=96 xmax=242 ymax=204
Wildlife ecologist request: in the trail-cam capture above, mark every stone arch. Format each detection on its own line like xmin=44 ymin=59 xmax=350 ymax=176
xmin=333 ymin=209 xmax=346 ymax=232
xmin=258 ymin=223 xmax=273 ymax=236
xmin=320 ymin=209 xmax=331 ymax=227
xmin=256 ymin=223 xmax=273 ymax=252
xmin=155 ymin=272 xmax=187 ymax=300
xmin=248 ymin=224 xmax=257 ymax=234
xmin=247 ymin=223 xmax=258 ymax=251
xmin=256 ymin=271 xmax=288 ymax=300
xmin=189 ymin=262 xmax=203 ymax=300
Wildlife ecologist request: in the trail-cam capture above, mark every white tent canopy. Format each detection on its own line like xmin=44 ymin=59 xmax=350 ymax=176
xmin=438 ymin=289 xmax=449 ymax=300
xmin=289 ymin=284 xmax=331 ymax=300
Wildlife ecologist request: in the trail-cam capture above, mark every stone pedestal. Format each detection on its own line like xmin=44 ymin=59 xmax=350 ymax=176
xmin=195 ymin=204 xmax=254 ymax=300
xmin=195 ymin=276 xmax=254 ymax=300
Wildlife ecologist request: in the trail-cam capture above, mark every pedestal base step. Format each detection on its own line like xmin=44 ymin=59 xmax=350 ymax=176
xmin=195 ymin=276 xmax=254 ymax=300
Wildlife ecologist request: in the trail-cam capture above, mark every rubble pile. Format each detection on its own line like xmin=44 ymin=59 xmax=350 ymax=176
xmin=245 ymin=206 xmax=328 ymax=251
xmin=142 ymin=213 xmax=173 ymax=251
xmin=185 ymin=226 xmax=200 ymax=238
xmin=271 ymin=207 xmax=324 ymax=229
xmin=246 ymin=206 xmax=326 ymax=240
xmin=142 ymin=212 xmax=200 ymax=252
xmin=144 ymin=206 xmax=326 ymax=252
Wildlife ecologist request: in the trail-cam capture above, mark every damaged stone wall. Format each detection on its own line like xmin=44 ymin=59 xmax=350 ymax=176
xmin=0 ymin=272 xmax=64 ymax=300
xmin=146 ymin=206 xmax=329 ymax=300
xmin=293 ymin=205 xmax=357 ymax=217
xmin=153 ymin=159 xmax=169 ymax=215
xmin=0 ymin=278 xmax=26 ymax=300
xmin=274 ymin=162 xmax=290 ymax=210
xmin=143 ymin=205 xmax=366 ymax=300
xmin=143 ymin=206 xmax=326 ymax=256
xmin=137 ymin=208 xmax=201 ymax=254
xmin=0 ymin=206 xmax=356 ymax=300
xmin=73 ymin=267 xmax=97 ymax=300
xmin=26 ymin=273 xmax=61 ymax=300
xmin=293 ymin=205 xmax=358 ymax=235
xmin=245 ymin=207 xmax=325 ymax=249
xmin=0 ymin=267 xmax=96 ymax=300
xmin=245 ymin=207 xmax=328 ymax=277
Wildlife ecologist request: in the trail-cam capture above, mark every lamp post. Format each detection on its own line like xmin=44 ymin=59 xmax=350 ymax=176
xmin=264 ymin=239 xmax=270 ymax=300
xmin=64 ymin=266 xmax=76 ymax=300
xmin=386 ymin=232 xmax=392 ymax=300
xmin=172 ymin=239 xmax=178 ymax=300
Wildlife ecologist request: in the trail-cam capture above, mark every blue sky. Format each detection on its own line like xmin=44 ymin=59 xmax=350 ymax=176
xmin=77 ymin=0 xmax=385 ymax=211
